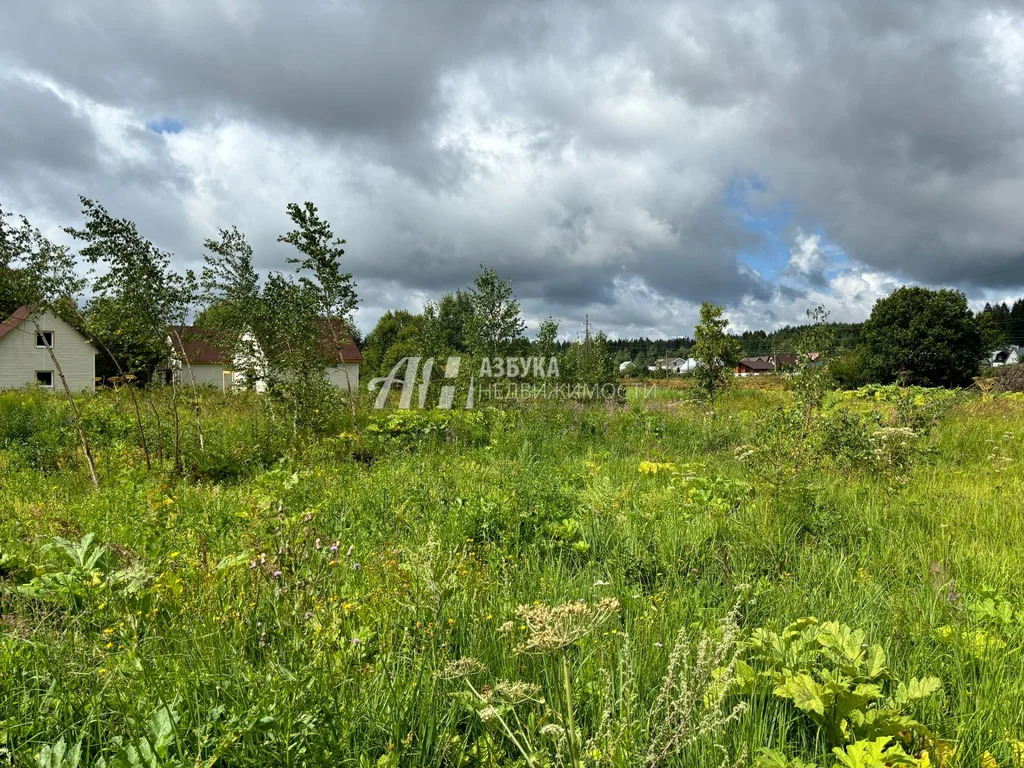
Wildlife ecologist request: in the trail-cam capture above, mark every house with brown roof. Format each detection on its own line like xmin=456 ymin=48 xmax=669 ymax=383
xmin=167 ymin=326 xmax=236 ymax=391
xmin=734 ymin=356 xmax=777 ymax=375
xmin=167 ymin=322 xmax=363 ymax=392
xmin=734 ymin=352 xmax=821 ymax=375
xmin=0 ymin=306 xmax=97 ymax=391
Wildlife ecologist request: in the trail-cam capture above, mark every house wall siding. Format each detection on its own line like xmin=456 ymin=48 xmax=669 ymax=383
xmin=179 ymin=363 xmax=227 ymax=388
xmin=0 ymin=310 xmax=96 ymax=391
xmin=326 ymin=363 xmax=359 ymax=391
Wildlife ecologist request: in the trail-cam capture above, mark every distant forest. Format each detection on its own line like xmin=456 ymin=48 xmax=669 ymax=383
xmin=598 ymin=297 xmax=1024 ymax=363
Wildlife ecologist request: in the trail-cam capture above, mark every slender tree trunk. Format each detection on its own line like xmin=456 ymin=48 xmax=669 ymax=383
xmin=34 ymin=320 xmax=99 ymax=487
xmin=169 ymin=328 xmax=206 ymax=453
xmin=325 ymin=318 xmax=359 ymax=434
xmin=170 ymin=373 xmax=183 ymax=476
xmin=146 ymin=395 xmax=165 ymax=464
xmin=88 ymin=333 xmax=151 ymax=470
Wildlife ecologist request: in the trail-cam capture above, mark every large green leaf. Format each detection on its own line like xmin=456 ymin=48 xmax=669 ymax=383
xmin=776 ymin=673 xmax=827 ymax=717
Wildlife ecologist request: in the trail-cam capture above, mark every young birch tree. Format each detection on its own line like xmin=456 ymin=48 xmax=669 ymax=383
xmin=66 ymin=197 xmax=194 ymax=473
xmin=692 ymin=302 xmax=739 ymax=417
xmin=278 ymin=201 xmax=360 ymax=428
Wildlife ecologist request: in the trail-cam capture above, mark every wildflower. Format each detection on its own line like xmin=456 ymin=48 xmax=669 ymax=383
xmin=539 ymin=723 xmax=566 ymax=740
xmin=314 ymin=538 xmax=322 ymax=549
xmin=508 ymin=597 xmax=621 ymax=654
xmin=491 ymin=680 xmax=543 ymax=703
xmin=353 ymin=562 xmax=361 ymax=571
xmin=435 ymin=657 xmax=486 ymax=680
xmin=329 ymin=542 xmax=339 ymax=553
xmin=478 ymin=706 xmax=499 ymax=722
xmin=272 ymin=570 xmax=282 ymax=579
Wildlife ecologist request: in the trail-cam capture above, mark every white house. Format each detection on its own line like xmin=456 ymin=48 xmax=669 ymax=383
xmin=0 ymin=306 xmax=97 ymax=391
xmin=168 ymin=321 xmax=362 ymax=392
xmin=167 ymin=326 xmax=236 ymax=391
xmin=654 ymin=357 xmax=697 ymax=374
xmin=990 ymin=346 xmax=1022 ymax=366
xmin=618 ymin=360 xmax=635 ymax=373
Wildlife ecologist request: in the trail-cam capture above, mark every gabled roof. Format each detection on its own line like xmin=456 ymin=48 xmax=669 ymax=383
xmin=0 ymin=305 xmax=97 ymax=354
xmin=737 ymin=356 xmax=776 ymax=371
xmin=0 ymin=305 xmax=35 ymax=341
xmin=317 ymin=319 xmax=363 ymax=363
xmin=170 ymin=321 xmax=363 ymax=365
xmin=168 ymin=326 xmax=232 ymax=364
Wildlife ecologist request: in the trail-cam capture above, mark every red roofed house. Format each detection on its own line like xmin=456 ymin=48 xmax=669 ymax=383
xmin=167 ymin=322 xmax=362 ymax=392
xmin=167 ymin=326 xmax=236 ymax=391
xmin=0 ymin=306 xmax=98 ymax=391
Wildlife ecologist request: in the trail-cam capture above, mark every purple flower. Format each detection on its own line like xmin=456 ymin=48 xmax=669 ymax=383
xmin=352 ymin=637 xmax=360 ymax=645
xmin=329 ymin=542 xmax=339 ymax=553
xmin=272 ymin=570 xmax=282 ymax=579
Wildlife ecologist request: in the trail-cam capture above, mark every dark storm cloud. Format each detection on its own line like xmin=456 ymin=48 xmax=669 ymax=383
xmin=0 ymin=0 xmax=1022 ymax=335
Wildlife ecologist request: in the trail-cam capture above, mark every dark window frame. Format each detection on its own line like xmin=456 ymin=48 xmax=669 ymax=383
xmin=36 ymin=331 xmax=54 ymax=349
xmin=35 ymin=370 xmax=54 ymax=388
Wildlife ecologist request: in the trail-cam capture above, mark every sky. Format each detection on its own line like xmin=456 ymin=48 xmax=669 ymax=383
xmin=1 ymin=1 xmax=1023 ymax=340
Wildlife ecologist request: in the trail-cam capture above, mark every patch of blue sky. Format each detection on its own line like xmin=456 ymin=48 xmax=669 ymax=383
xmin=724 ymin=172 xmax=793 ymax=281
xmin=146 ymin=117 xmax=185 ymax=134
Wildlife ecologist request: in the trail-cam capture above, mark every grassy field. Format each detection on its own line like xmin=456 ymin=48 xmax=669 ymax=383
xmin=2 ymin=385 xmax=1024 ymax=767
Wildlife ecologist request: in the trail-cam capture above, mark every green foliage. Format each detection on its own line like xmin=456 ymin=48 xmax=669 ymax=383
xmin=861 ymin=286 xmax=988 ymax=388
xmin=535 ymin=317 xmax=559 ymax=358
xmin=67 ymin=196 xmax=193 ymax=380
xmin=421 ymin=289 xmax=475 ymax=357
xmin=2 ymin=386 xmax=1024 ymax=766
xmin=466 ymin=265 xmax=526 ymax=358
xmin=362 ymin=309 xmax=425 ymax=378
xmin=829 ymin=348 xmax=874 ymax=390
xmin=278 ymin=200 xmax=358 ymax=331
xmin=562 ymin=330 xmax=616 ymax=388
xmin=692 ymin=302 xmax=740 ymax=411
xmin=730 ymin=618 xmax=942 ymax=751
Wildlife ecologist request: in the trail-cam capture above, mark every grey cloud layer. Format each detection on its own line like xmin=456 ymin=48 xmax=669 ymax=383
xmin=1 ymin=0 xmax=1021 ymax=336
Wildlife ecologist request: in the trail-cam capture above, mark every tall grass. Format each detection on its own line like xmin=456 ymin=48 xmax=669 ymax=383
xmin=1 ymin=386 xmax=1023 ymax=766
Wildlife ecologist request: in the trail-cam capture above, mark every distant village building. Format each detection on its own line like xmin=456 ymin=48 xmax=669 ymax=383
xmin=734 ymin=352 xmax=820 ymax=376
xmin=654 ymin=357 xmax=697 ymax=374
xmin=0 ymin=306 xmax=97 ymax=391
xmin=989 ymin=346 xmax=1021 ymax=367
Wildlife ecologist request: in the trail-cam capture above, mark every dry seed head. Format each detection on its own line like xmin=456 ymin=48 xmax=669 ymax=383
xmin=435 ymin=657 xmax=486 ymax=680
xmin=511 ymin=597 xmax=621 ymax=653
xmin=491 ymin=680 xmax=544 ymax=704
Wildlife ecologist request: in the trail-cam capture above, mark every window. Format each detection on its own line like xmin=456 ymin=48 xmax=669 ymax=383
xmin=36 ymin=331 xmax=54 ymax=348
xmin=35 ymin=371 xmax=54 ymax=388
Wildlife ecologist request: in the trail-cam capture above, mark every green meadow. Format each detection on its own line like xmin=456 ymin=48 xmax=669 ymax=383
xmin=2 ymin=385 xmax=1024 ymax=767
